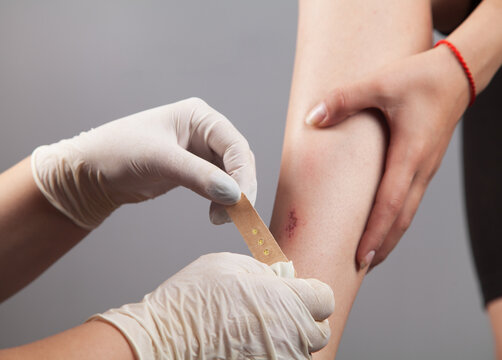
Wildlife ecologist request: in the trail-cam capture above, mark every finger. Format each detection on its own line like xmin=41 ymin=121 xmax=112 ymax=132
xmin=209 ymin=202 xmax=231 ymax=225
xmin=282 ymin=278 xmax=335 ymax=322
xmin=281 ymin=277 xmax=333 ymax=353
xmin=209 ymin=149 xmax=256 ymax=224
xmin=310 ymin=319 xmax=331 ymax=353
xmin=305 ymin=78 xmax=381 ymax=127
xmin=191 ymin=100 xmax=257 ymax=205
xmin=188 ymin=100 xmax=257 ymax=225
xmin=162 ymin=147 xmax=241 ymax=205
xmin=369 ymin=177 xmax=427 ymax=270
xmin=357 ymin=143 xmax=416 ymax=269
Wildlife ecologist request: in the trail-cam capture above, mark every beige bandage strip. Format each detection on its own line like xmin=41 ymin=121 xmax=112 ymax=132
xmin=225 ymin=193 xmax=289 ymax=265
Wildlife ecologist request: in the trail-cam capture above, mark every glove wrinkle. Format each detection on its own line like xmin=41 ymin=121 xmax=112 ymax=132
xmin=89 ymin=254 xmax=331 ymax=359
xmin=32 ymin=144 xmax=118 ymax=229
xmin=30 ymin=98 xmax=257 ymax=229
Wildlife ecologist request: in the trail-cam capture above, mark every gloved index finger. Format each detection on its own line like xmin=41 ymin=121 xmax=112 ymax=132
xmin=193 ymin=104 xmax=257 ymax=205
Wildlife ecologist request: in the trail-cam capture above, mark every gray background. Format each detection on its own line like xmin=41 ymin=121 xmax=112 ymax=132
xmin=0 ymin=1 xmax=492 ymax=358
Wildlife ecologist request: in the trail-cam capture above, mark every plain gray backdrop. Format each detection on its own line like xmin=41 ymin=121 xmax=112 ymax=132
xmin=0 ymin=1 xmax=492 ymax=358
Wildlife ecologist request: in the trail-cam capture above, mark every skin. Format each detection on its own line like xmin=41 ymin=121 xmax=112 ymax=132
xmin=272 ymin=0 xmax=502 ymax=358
xmin=307 ymin=0 xmax=502 ymax=271
xmin=488 ymin=299 xmax=502 ymax=360
xmin=269 ymin=0 xmax=432 ymax=358
xmin=0 ymin=157 xmax=89 ymax=302
xmin=0 ymin=320 xmax=135 ymax=360
xmin=0 ymin=158 xmax=134 ymax=359
xmin=1 ymin=0 xmax=502 ymax=358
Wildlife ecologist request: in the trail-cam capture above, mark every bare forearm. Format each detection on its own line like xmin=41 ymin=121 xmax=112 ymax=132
xmin=0 ymin=320 xmax=135 ymax=360
xmin=0 ymin=157 xmax=88 ymax=302
xmin=270 ymin=112 xmax=387 ymax=357
xmin=488 ymin=299 xmax=502 ymax=359
xmin=269 ymin=0 xmax=432 ymax=357
xmin=449 ymin=0 xmax=502 ymax=92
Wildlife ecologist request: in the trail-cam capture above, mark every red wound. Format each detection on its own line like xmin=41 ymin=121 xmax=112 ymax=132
xmin=285 ymin=210 xmax=298 ymax=239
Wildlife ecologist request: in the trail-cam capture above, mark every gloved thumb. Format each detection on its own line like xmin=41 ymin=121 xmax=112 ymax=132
xmin=282 ymin=277 xmax=335 ymax=322
xmin=166 ymin=147 xmax=241 ymax=206
xmin=281 ymin=277 xmax=334 ymax=353
xmin=305 ymin=77 xmax=381 ymax=128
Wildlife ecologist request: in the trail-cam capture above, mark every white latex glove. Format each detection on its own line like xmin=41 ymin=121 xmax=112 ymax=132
xmin=91 ymin=253 xmax=334 ymax=360
xmin=31 ymin=98 xmax=256 ymax=229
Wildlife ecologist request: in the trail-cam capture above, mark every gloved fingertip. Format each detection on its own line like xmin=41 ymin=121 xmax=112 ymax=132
xmin=284 ymin=278 xmax=334 ymax=322
xmin=246 ymin=187 xmax=257 ymax=206
xmin=206 ymin=171 xmax=241 ymax=205
xmin=210 ymin=207 xmax=232 ymax=225
xmin=304 ymin=279 xmax=335 ymax=320
xmin=309 ymin=319 xmax=331 ymax=353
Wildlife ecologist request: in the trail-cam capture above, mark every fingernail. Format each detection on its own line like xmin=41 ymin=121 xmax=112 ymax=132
xmin=305 ymin=103 xmax=327 ymax=126
xmin=359 ymin=250 xmax=375 ymax=271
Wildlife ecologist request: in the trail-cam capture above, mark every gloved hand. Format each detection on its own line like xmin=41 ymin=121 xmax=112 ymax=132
xmin=31 ymin=98 xmax=256 ymax=229
xmin=91 ymin=253 xmax=334 ymax=360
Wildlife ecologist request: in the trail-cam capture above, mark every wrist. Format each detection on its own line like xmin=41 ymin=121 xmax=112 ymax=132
xmin=431 ymin=44 xmax=472 ymax=111
xmin=89 ymin=301 xmax=176 ymax=360
xmin=31 ymin=142 xmax=118 ymax=230
xmin=447 ymin=0 xmax=502 ymax=93
xmin=434 ymin=39 xmax=476 ymax=106
xmin=85 ymin=320 xmax=137 ymax=360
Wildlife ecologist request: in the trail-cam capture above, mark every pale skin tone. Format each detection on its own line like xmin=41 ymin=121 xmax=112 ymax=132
xmin=0 ymin=321 xmax=135 ymax=360
xmin=271 ymin=0 xmax=502 ymax=358
xmin=307 ymin=0 xmax=502 ymax=270
xmin=0 ymin=158 xmax=135 ymax=359
xmin=489 ymin=299 xmax=502 ymax=360
xmin=0 ymin=158 xmax=89 ymax=302
xmin=269 ymin=1 xmax=432 ymax=356
xmin=1 ymin=1 xmax=502 ymax=359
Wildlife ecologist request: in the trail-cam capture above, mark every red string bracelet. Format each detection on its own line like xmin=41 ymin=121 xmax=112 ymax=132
xmin=434 ymin=39 xmax=476 ymax=107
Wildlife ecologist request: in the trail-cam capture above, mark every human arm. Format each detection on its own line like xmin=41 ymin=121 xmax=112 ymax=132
xmin=0 ymin=320 xmax=135 ymax=360
xmin=305 ymin=0 xmax=502 ymax=269
xmin=268 ymin=0 xmax=433 ymax=358
xmin=0 ymin=253 xmax=334 ymax=359
xmin=488 ymin=298 xmax=502 ymax=359
xmin=0 ymin=157 xmax=89 ymax=302
xmin=0 ymin=98 xmax=256 ymax=302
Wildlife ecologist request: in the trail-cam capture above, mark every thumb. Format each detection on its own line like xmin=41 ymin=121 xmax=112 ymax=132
xmin=281 ymin=277 xmax=334 ymax=352
xmin=165 ymin=147 xmax=241 ymax=205
xmin=282 ymin=277 xmax=335 ymax=322
xmin=305 ymin=78 xmax=380 ymax=128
